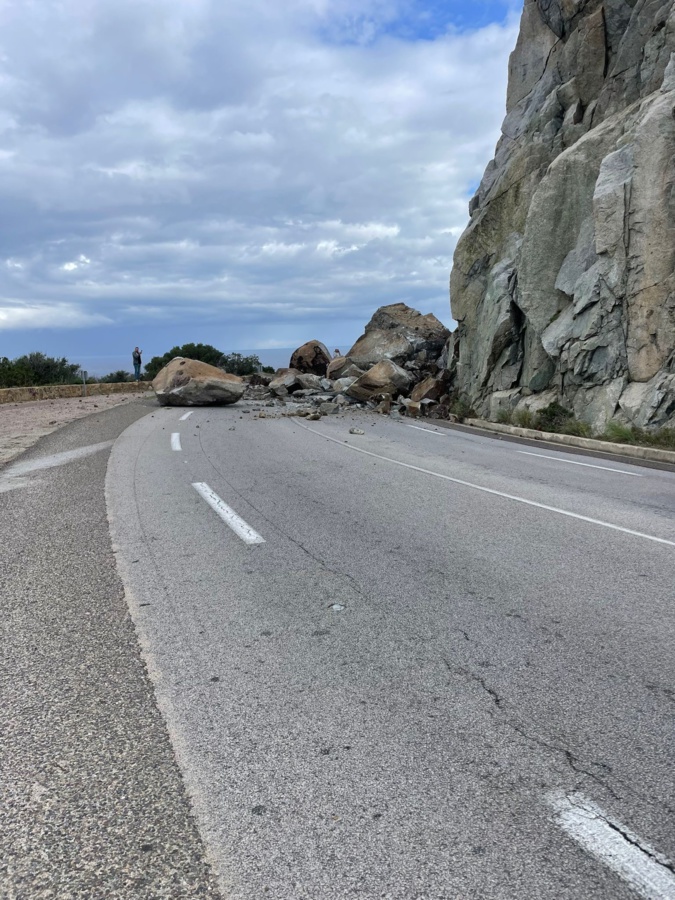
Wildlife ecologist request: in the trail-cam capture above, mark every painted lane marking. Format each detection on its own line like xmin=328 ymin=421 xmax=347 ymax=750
xmin=4 ymin=441 xmax=114 ymax=478
xmin=407 ymin=424 xmax=643 ymax=477
xmin=406 ymin=424 xmax=444 ymax=436
xmin=547 ymin=791 xmax=675 ymax=899
xmin=518 ymin=450 xmax=643 ymax=477
xmin=295 ymin=422 xmax=675 ymax=548
xmin=179 ymin=411 xmax=193 ymax=421
xmin=192 ymin=482 xmax=265 ymax=545
xmin=171 ymin=433 xmax=182 ymax=452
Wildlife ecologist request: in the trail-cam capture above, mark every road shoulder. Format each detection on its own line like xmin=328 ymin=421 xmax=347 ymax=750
xmin=0 ymin=400 xmax=222 ymax=898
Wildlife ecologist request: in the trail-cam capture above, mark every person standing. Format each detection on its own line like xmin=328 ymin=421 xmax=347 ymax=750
xmin=132 ymin=347 xmax=142 ymax=380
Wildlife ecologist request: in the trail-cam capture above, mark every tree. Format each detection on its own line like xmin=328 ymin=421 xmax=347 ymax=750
xmin=144 ymin=343 xmax=225 ymax=380
xmin=99 ymin=370 xmax=132 ymax=383
xmin=219 ymin=352 xmax=262 ymax=376
xmin=0 ymin=352 xmax=81 ymax=388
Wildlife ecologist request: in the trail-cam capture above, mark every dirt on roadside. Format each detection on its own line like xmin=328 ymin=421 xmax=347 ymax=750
xmin=0 ymin=391 xmax=152 ymax=467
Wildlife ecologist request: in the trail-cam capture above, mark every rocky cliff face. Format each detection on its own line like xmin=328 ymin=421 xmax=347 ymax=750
xmin=450 ymin=0 xmax=675 ymax=430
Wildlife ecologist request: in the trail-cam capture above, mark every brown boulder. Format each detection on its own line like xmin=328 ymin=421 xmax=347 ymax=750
xmin=400 ymin=398 xmax=422 ymax=417
xmin=410 ymin=375 xmax=446 ymax=404
xmin=153 ymin=358 xmax=245 ymax=406
xmin=326 ymin=356 xmax=365 ymax=380
xmin=289 ymin=340 xmax=332 ymax=376
xmin=345 ymin=360 xmax=414 ymax=402
xmin=347 ymin=303 xmax=450 ymax=370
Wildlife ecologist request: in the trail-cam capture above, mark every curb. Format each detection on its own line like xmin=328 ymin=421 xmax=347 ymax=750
xmin=465 ymin=418 xmax=675 ymax=466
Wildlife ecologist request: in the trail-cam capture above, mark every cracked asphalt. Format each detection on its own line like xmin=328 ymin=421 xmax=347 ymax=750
xmin=105 ymin=403 xmax=675 ymax=898
xmin=0 ymin=400 xmax=222 ymax=899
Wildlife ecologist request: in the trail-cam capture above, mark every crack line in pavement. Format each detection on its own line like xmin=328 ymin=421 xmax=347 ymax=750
xmin=443 ymin=658 xmax=621 ymax=800
xmin=195 ymin=428 xmax=371 ymax=602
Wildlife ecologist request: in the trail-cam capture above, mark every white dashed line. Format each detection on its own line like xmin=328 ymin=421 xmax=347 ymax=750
xmin=295 ymin=422 xmax=675 ymax=548
xmin=518 ymin=450 xmax=643 ymax=477
xmin=179 ymin=411 xmax=193 ymax=421
xmin=171 ymin=433 xmax=182 ymax=451
xmin=192 ymin=482 xmax=265 ymax=545
xmin=547 ymin=791 xmax=675 ymax=899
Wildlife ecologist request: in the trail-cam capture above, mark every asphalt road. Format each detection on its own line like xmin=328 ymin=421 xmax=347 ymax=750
xmin=2 ymin=398 xmax=675 ymax=898
xmin=0 ymin=399 xmax=221 ymax=900
xmin=105 ymin=402 xmax=675 ymax=899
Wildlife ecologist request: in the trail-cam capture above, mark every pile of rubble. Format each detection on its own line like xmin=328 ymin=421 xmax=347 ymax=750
xmin=244 ymin=303 xmax=456 ymax=421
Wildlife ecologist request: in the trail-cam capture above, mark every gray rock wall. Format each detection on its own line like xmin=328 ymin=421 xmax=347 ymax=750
xmin=450 ymin=0 xmax=675 ymax=430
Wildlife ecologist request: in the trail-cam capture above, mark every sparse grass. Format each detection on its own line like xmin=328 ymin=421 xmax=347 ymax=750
xmin=559 ymin=419 xmax=592 ymax=438
xmin=600 ymin=420 xmax=675 ymax=450
xmin=491 ymin=403 xmax=675 ymax=452
xmin=601 ymin=420 xmax=634 ymax=443
xmin=449 ymin=398 xmax=476 ymax=421
xmin=640 ymin=427 xmax=675 ymax=450
xmin=513 ymin=409 xmax=535 ymax=429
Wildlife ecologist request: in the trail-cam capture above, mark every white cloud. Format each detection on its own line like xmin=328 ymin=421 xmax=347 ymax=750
xmin=0 ymin=0 xmax=520 ymax=342
xmin=0 ymin=302 xmax=112 ymax=329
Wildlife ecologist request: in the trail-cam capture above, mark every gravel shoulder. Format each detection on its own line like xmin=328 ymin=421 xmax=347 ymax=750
xmin=0 ymin=390 xmax=152 ymax=467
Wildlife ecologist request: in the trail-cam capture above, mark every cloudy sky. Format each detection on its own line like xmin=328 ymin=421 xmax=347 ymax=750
xmin=0 ymin=0 xmax=522 ymax=374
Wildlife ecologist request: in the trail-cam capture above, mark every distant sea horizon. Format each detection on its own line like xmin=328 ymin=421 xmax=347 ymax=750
xmin=73 ymin=344 xmax=354 ymax=378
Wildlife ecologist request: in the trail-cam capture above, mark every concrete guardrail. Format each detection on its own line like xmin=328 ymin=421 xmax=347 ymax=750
xmin=465 ymin=418 xmax=675 ymax=466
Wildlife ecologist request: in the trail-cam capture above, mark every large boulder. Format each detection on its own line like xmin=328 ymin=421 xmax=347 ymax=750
xmin=450 ymin=0 xmax=675 ymax=430
xmin=153 ymin=358 xmax=245 ymax=406
xmin=326 ymin=356 xmax=365 ymax=380
xmin=345 ymin=360 xmax=414 ymax=402
xmin=347 ymin=303 xmax=450 ymax=370
xmin=289 ymin=341 xmax=332 ymax=376
xmin=296 ymin=373 xmax=324 ymax=391
xmin=269 ymin=368 xmax=302 ymax=396
xmin=410 ymin=375 xmax=447 ymax=404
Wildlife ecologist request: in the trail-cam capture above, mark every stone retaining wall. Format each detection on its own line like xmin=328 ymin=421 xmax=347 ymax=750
xmin=0 ymin=382 xmax=150 ymax=405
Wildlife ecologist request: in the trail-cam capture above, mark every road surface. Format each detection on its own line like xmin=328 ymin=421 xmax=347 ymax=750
xmin=2 ymin=398 xmax=675 ymax=898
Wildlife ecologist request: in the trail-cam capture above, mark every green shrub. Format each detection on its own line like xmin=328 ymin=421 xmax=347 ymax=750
xmin=535 ymin=402 xmax=573 ymax=432
xmin=0 ymin=352 xmax=81 ymax=388
xmin=99 ymin=370 xmax=132 ymax=383
xmin=144 ymin=343 xmax=226 ymax=380
xmin=497 ymin=410 xmax=513 ymax=424
xmin=219 ymin=352 xmax=263 ymax=376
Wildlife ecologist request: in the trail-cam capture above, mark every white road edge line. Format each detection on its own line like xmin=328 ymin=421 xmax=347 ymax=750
xmin=179 ymin=411 xmax=193 ymax=421
xmin=518 ymin=450 xmax=643 ymax=477
xmin=406 ymin=424 xmax=444 ymax=436
xmin=171 ymin=433 xmax=182 ymax=452
xmin=547 ymin=791 xmax=675 ymax=900
xmin=4 ymin=441 xmax=114 ymax=478
xmin=295 ymin=422 xmax=675 ymax=548
xmin=192 ymin=482 xmax=265 ymax=545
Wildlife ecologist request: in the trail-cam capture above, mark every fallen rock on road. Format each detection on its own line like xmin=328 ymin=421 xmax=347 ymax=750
xmin=153 ymin=357 xmax=245 ymax=406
